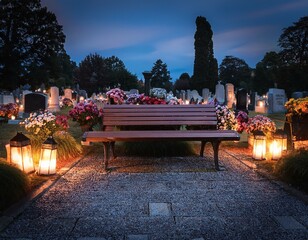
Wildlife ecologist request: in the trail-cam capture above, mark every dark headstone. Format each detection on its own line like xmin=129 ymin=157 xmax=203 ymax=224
xmin=236 ymin=88 xmax=248 ymax=113
xmin=24 ymin=93 xmax=47 ymax=113
xmin=143 ymin=71 xmax=152 ymax=96
xmin=248 ymin=92 xmax=256 ymax=111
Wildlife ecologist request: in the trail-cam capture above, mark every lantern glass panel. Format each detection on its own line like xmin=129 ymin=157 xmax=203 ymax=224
xmin=38 ymin=148 xmax=57 ymax=175
xmin=252 ymin=136 xmax=266 ymax=160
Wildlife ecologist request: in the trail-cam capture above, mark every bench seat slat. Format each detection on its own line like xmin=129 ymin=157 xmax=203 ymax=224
xmin=103 ymin=112 xmax=217 ymax=117
xmin=83 ymin=130 xmax=240 ymax=142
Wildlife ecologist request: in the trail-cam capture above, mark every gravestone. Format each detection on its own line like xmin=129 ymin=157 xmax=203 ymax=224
xmin=190 ymin=90 xmax=202 ymax=103
xmin=225 ymin=83 xmax=234 ymax=108
xmin=291 ymin=92 xmax=303 ymax=99
xmin=79 ymin=90 xmax=87 ymax=100
xmin=236 ymin=88 xmax=248 ymax=113
xmin=186 ymin=90 xmax=192 ymax=102
xmin=267 ymin=88 xmax=287 ymax=113
xmin=2 ymin=94 xmax=15 ymax=104
xmin=48 ymin=86 xmax=60 ymax=112
xmin=64 ymin=88 xmax=73 ymax=100
xmin=215 ymin=82 xmax=225 ymax=105
xmin=248 ymin=92 xmax=256 ymax=111
xmin=129 ymin=89 xmax=139 ymax=95
xmin=202 ymin=88 xmax=210 ymax=103
xmin=72 ymin=91 xmax=77 ymax=101
xmin=24 ymin=93 xmax=47 ymax=113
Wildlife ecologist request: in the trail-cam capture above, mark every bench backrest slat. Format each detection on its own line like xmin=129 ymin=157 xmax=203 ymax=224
xmin=102 ymin=104 xmax=217 ymax=129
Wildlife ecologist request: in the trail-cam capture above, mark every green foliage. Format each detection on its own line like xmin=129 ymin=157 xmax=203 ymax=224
xmin=29 ymin=131 xmax=83 ymax=165
xmin=76 ymin=53 xmax=139 ymax=94
xmin=192 ymin=16 xmax=218 ymax=93
xmin=150 ymin=59 xmax=173 ymax=92
xmin=0 ymin=0 xmax=67 ymax=90
xmin=274 ymin=150 xmax=308 ymax=191
xmin=120 ymin=141 xmax=195 ymax=157
xmin=279 ymin=16 xmax=308 ymax=66
xmin=253 ymin=52 xmax=282 ymax=95
xmin=219 ymin=56 xmax=252 ymax=90
xmin=0 ymin=160 xmax=30 ymax=211
xmin=173 ymin=73 xmax=191 ymax=92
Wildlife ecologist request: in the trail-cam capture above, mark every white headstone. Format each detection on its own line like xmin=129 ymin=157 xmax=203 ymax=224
xmin=202 ymin=88 xmax=210 ymax=102
xmin=129 ymin=89 xmax=139 ymax=95
xmin=64 ymin=88 xmax=73 ymax=100
xmin=267 ymin=88 xmax=287 ymax=113
xmin=2 ymin=94 xmax=15 ymax=104
xmin=215 ymin=82 xmax=225 ymax=104
xmin=48 ymin=86 xmax=60 ymax=112
xmin=190 ymin=90 xmax=202 ymax=103
xmin=225 ymin=83 xmax=235 ymax=108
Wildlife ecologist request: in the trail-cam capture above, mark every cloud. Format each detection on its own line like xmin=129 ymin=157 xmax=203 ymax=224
xmin=214 ymin=25 xmax=280 ymax=65
xmin=66 ymin=24 xmax=168 ymax=52
xmin=248 ymin=0 xmax=308 ymax=18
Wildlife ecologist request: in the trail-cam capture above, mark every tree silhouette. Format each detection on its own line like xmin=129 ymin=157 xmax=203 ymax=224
xmin=0 ymin=0 xmax=67 ymax=90
xmin=191 ymin=16 xmax=218 ymax=93
xmin=150 ymin=59 xmax=172 ymax=92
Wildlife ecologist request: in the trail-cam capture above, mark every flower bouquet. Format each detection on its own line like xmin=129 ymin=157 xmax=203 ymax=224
xmin=106 ymin=88 xmax=126 ymax=104
xmin=245 ymin=115 xmax=276 ymax=137
xmin=24 ymin=110 xmax=68 ymax=140
xmin=150 ymin=88 xmax=167 ymax=99
xmin=0 ymin=103 xmax=19 ymax=120
xmin=285 ymin=97 xmax=308 ymax=118
xmin=68 ymin=101 xmax=103 ymax=130
xmin=140 ymin=96 xmax=167 ymax=105
xmin=126 ymin=93 xmax=144 ymax=105
xmin=216 ymin=105 xmax=237 ymax=130
xmin=236 ymin=111 xmax=249 ymax=133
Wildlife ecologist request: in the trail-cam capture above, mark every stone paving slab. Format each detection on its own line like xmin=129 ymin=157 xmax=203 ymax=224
xmin=0 ymin=147 xmax=307 ymax=240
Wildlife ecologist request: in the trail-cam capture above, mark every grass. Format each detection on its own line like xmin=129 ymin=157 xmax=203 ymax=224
xmin=0 ymin=160 xmax=30 ymax=211
xmin=274 ymin=150 xmax=308 ymax=192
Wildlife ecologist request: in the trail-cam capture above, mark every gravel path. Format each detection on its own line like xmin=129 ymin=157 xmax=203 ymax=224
xmin=0 ymin=146 xmax=307 ymax=240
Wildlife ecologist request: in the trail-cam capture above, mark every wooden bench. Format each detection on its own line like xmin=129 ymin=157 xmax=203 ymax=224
xmin=82 ymin=104 xmax=240 ymax=170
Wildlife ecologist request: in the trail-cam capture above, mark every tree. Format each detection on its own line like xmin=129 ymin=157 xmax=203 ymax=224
xmin=75 ymin=53 xmax=105 ymax=94
xmin=0 ymin=0 xmax=67 ymax=90
xmin=219 ymin=56 xmax=251 ymax=90
xmin=277 ymin=16 xmax=308 ymax=96
xmin=253 ymin=52 xmax=283 ymax=94
xmin=173 ymin=73 xmax=191 ymax=92
xmin=191 ymin=16 xmax=218 ymax=93
xmin=150 ymin=59 xmax=172 ymax=91
xmin=75 ymin=53 xmax=139 ymax=94
xmin=279 ymin=16 xmax=308 ymax=66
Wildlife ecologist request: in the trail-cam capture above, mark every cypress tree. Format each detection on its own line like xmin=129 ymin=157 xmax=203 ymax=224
xmin=191 ymin=16 xmax=218 ymax=93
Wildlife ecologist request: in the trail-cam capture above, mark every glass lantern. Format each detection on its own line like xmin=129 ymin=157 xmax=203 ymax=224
xmin=9 ymin=132 xmax=34 ymax=173
xmin=37 ymin=136 xmax=57 ymax=175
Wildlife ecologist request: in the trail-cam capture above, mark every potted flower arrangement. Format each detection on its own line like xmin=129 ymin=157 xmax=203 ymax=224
xmin=106 ymin=88 xmax=126 ymax=104
xmin=68 ymin=101 xmax=103 ymax=131
xmin=216 ymin=105 xmax=237 ymax=130
xmin=0 ymin=103 xmax=19 ymax=120
xmin=245 ymin=115 xmax=276 ymax=137
xmin=24 ymin=110 xmax=68 ymax=140
xmin=284 ymin=97 xmax=308 ymax=140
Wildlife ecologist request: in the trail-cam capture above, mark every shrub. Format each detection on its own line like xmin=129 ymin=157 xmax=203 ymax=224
xmin=29 ymin=131 xmax=83 ymax=165
xmin=0 ymin=160 xmax=30 ymax=211
xmin=274 ymin=150 xmax=308 ymax=192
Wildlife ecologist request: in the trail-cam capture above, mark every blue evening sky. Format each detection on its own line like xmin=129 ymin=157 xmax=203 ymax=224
xmin=41 ymin=0 xmax=308 ymax=81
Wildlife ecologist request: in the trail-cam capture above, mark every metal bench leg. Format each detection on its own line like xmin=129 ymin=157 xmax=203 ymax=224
xmin=103 ymin=142 xmax=110 ymax=170
xmin=211 ymin=141 xmax=221 ymax=171
xmin=200 ymin=141 xmax=207 ymax=157
xmin=110 ymin=141 xmax=116 ymax=159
